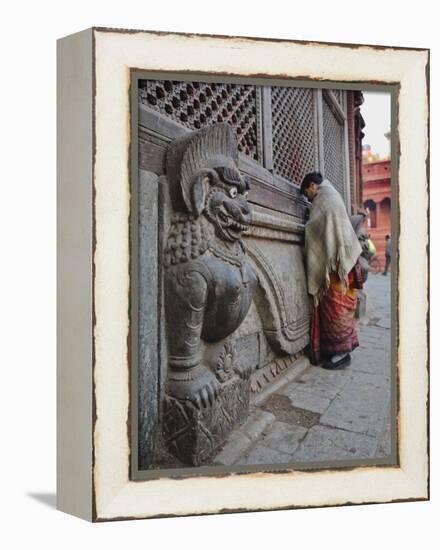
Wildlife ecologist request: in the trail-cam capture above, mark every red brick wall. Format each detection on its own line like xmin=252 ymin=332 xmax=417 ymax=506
xmin=362 ymin=159 xmax=391 ymax=260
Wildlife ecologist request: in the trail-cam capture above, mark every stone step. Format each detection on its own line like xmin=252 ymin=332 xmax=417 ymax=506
xmin=252 ymin=356 xmax=311 ymax=407
xmin=214 ymin=355 xmax=311 ymax=466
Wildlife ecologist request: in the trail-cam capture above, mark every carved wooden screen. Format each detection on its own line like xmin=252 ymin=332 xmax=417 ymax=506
xmin=139 ymin=80 xmax=261 ymax=162
xmin=139 ymin=80 xmax=350 ymax=216
xmin=332 ymin=88 xmax=344 ymax=106
xmin=270 ymin=87 xmax=317 ymax=186
xmin=322 ymin=93 xmax=346 ymax=197
xmin=138 ymin=79 xmax=350 ymax=207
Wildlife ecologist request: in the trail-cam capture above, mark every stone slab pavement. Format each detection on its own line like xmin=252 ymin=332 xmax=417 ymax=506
xmin=214 ymin=272 xmax=393 ymax=466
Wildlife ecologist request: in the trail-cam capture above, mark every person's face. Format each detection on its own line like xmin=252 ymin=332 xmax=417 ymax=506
xmin=303 ymin=182 xmax=318 ymax=202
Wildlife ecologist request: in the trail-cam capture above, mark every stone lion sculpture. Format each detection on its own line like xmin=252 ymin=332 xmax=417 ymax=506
xmin=162 ymin=123 xmax=257 ymax=464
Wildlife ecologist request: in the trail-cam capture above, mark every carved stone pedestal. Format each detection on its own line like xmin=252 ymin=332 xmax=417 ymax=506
xmin=163 ymin=376 xmax=250 ymax=466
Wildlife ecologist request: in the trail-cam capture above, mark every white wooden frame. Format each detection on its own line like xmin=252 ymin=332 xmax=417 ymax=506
xmin=57 ymin=27 xmax=429 ymax=522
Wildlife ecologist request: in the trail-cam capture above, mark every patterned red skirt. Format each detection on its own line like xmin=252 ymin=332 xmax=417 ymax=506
xmin=309 ymin=266 xmax=361 ymax=365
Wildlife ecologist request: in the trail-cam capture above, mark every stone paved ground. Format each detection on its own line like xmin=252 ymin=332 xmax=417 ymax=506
xmin=215 ymin=272 xmax=393 ymax=466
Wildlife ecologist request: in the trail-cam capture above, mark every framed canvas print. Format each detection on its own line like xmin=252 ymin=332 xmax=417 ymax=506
xmin=57 ymin=27 xmax=429 ymax=521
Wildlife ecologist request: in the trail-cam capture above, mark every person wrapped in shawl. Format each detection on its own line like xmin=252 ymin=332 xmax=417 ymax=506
xmin=301 ymin=172 xmax=363 ymax=370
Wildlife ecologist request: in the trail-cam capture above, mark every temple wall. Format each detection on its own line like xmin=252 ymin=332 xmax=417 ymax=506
xmin=136 ymin=80 xmax=357 ymax=466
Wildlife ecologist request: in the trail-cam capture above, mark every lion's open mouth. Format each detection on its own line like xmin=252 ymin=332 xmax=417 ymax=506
xmin=217 ymin=209 xmax=249 ymax=233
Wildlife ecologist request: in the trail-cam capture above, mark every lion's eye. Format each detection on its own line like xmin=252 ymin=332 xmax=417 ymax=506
xmin=243 ymin=191 xmax=249 ymax=199
xmin=229 ymin=187 xmax=238 ymax=198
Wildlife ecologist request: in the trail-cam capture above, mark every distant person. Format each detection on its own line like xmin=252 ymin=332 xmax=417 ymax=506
xmin=301 ymin=172 xmax=363 ymax=370
xmin=382 ymin=235 xmax=391 ymax=275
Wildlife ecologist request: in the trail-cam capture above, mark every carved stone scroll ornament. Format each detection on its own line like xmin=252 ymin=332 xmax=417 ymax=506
xmin=162 ymin=123 xmax=257 ymax=465
xmin=246 ymin=241 xmax=310 ymax=356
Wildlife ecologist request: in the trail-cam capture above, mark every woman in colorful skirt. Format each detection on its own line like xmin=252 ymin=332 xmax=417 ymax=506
xmin=301 ymin=172 xmax=363 ymax=370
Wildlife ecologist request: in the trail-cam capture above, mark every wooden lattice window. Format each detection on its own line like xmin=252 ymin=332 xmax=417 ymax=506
xmin=139 ymin=80 xmax=260 ymax=161
xmin=322 ymin=95 xmax=346 ymax=196
xmin=271 ymin=87 xmax=316 ymax=185
xmin=139 ymin=79 xmax=350 ymax=205
xmin=331 ymin=89 xmax=344 ymax=106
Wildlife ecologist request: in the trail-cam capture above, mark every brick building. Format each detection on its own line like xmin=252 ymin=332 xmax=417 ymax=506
xmin=362 ymin=158 xmax=391 ymax=260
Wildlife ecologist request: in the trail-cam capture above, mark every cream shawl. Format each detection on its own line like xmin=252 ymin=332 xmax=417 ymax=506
xmin=304 ymin=180 xmax=362 ymax=304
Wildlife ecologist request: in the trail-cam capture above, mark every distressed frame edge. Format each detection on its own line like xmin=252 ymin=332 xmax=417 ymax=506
xmin=92 ymin=25 xmax=429 ymax=53
xmin=89 ymin=29 xmax=429 ymax=521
